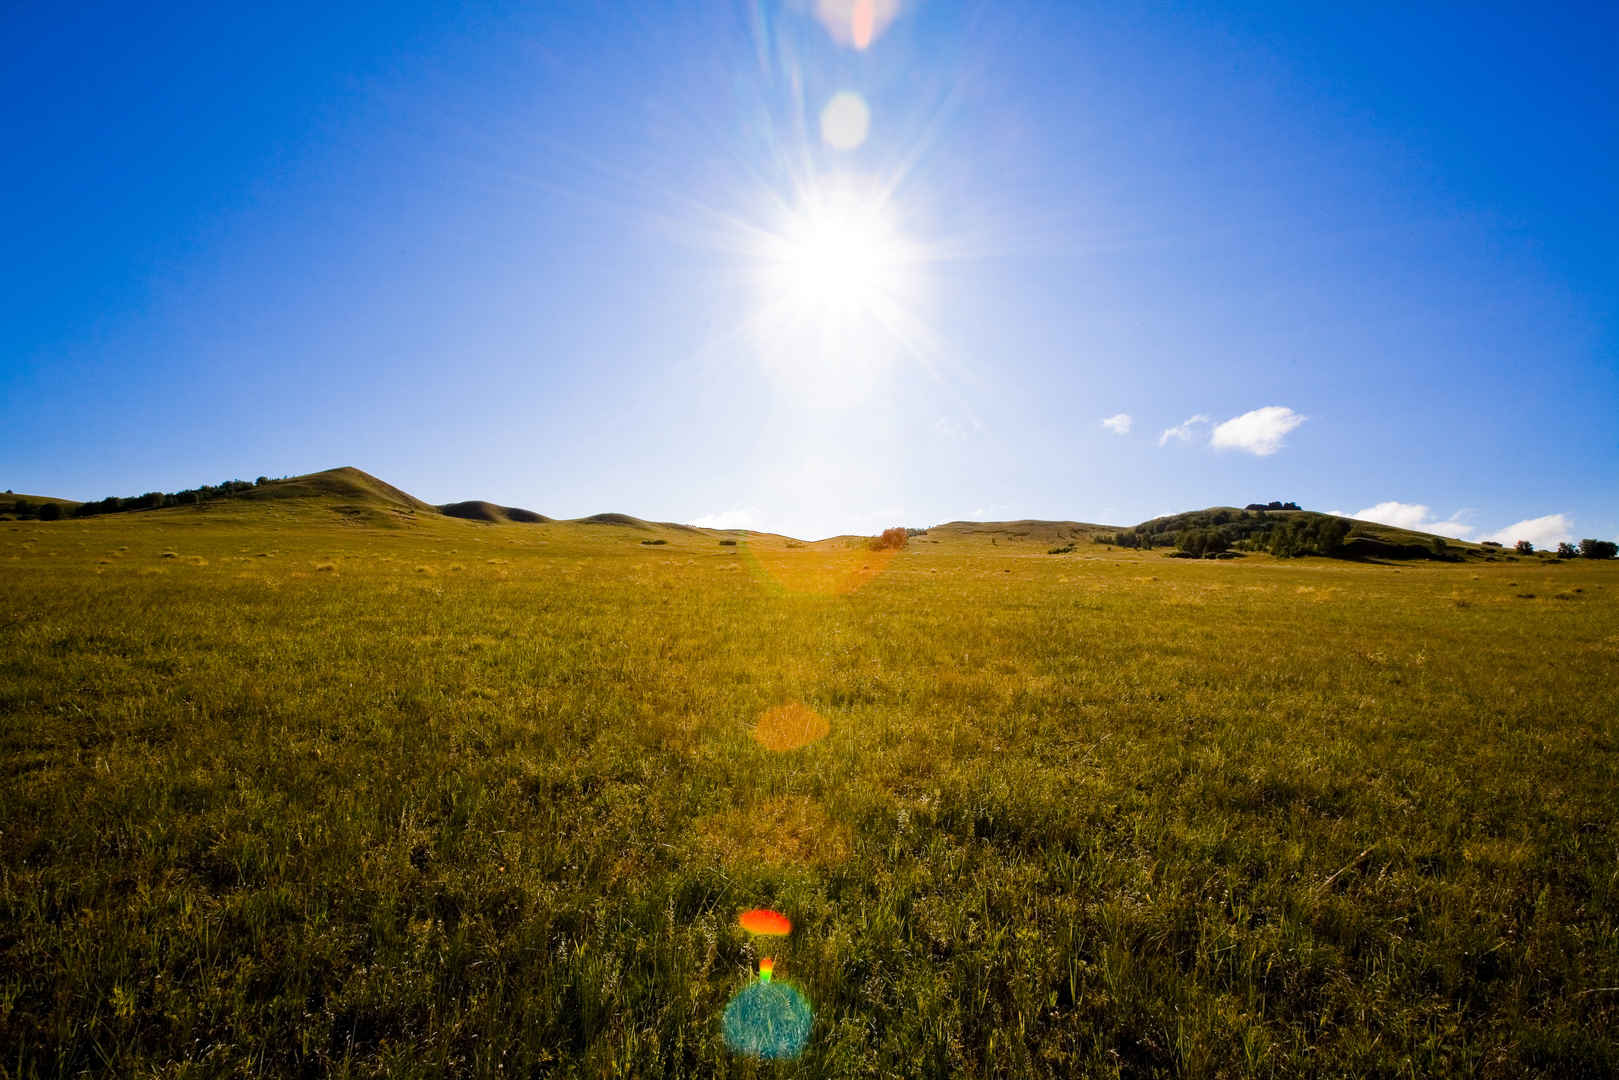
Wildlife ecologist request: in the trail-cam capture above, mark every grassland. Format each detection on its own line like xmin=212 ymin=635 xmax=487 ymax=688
xmin=2 ymin=492 xmax=1617 ymax=1077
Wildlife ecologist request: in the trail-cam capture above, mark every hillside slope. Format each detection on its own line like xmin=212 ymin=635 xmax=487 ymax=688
xmin=438 ymin=501 xmax=552 ymax=524
xmin=241 ymin=467 xmax=438 ymax=514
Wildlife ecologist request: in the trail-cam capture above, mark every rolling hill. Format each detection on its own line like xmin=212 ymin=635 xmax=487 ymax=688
xmin=2 ymin=467 xmax=1558 ymax=561
xmin=437 ymin=500 xmax=552 ymax=524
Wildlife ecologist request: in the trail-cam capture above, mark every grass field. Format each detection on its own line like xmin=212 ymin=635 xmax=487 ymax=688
xmin=2 ymin=493 xmax=1617 ymax=1077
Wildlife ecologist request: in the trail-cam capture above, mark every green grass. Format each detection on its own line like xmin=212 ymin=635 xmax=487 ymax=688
xmin=2 ymin=501 xmax=1617 ymax=1077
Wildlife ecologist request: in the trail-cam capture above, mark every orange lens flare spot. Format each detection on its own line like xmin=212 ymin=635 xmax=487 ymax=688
xmin=739 ymin=909 xmax=793 ymax=937
xmin=759 ymin=956 xmax=775 ymax=982
xmin=751 ymin=702 xmax=831 ymax=752
xmin=851 ymin=0 xmax=875 ymax=49
xmin=741 ymin=535 xmax=904 ymax=597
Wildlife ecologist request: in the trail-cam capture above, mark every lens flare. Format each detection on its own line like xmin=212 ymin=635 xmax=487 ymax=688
xmin=722 ymin=975 xmax=813 ymax=1059
xmin=751 ymin=702 xmax=831 ymax=751
xmin=759 ymin=956 xmax=775 ymax=982
xmin=851 ymin=0 xmax=876 ymax=49
xmin=820 ymin=91 xmax=870 ymax=150
xmin=740 ymin=535 xmax=904 ymax=597
xmin=813 ymin=0 xmax=901 ymax=50
xmin=738 ymin=908 xmax=793 ymax=937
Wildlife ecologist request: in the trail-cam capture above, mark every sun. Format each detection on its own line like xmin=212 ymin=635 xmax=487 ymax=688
xmin=732 ymin=182 xmax=930 ymax=406
xmin=761 ymin=192 xmax=909 ymax=329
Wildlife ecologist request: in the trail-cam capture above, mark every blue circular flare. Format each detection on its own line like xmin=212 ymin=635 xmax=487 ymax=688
xmin=722 ymin=979 xmax=813 ymax=1059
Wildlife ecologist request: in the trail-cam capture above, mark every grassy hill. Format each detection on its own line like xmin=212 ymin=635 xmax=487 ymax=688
xmin=926 ymin=519 xmax=1114 ymax=545
xmin=437 ymin=500 xmax=552 ymax=524
xmin=1099 ymin=506 xmax=1523 ymax=562
xmin=240 ymin=466 xmax=439 ymax=514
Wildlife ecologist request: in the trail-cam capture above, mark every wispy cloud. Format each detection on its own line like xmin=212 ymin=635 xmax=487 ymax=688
xmin=689 ymin=508 xmax=759 ymax=530
xmin=1480 ymin=513 xmax=1574 ymax=549
xmin=1331 ymin=501 xmax=1475 ymax=539
xmin=1100 ymin=412 xmax=1132 ymax=435
xmin=1158 ymin=414 xmax=1210 ymax=446
xmin=1211 ymin=406 xmax=1306 ymax=456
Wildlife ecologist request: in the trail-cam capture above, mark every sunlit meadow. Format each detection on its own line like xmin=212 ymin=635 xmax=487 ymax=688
xmin=2 ymin=499 xmax=1616 ymax=1077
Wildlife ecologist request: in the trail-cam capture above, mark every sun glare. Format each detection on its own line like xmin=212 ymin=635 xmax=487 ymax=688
xmin=764 ymin=195 xmax=906 ymax=327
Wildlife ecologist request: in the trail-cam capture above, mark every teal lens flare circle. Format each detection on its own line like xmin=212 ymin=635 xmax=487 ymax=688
xmin=722 ymin=980 xmax=813 ymax=1059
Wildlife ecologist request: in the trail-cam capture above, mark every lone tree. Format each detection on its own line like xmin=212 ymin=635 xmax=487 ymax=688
xmin=1515 ymin=540 xmax=1534 ymax=555
xmin=1557 ymin=542 xmax=1580 ymax=559
xmin=38 ymin=502 xmax=62 ymax=521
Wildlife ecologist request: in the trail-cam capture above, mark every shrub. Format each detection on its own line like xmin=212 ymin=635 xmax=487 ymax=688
xmin=38 ymin=503 xmax=62 ymax=521
xmin=870 ymin=527 xmax=907 ymax=551
xmin=640 ymin=538 xmax=668 ymax=546
xmin=1047 ymin=544 xmax=1075 ymax=555
xmin=719 ymin=539 xmax=737 ymax=546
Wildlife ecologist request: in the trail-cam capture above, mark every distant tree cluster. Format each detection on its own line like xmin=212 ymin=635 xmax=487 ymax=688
xmin=1175 ymin=528 xmax=1229 ymax=557
xmin=68 ymin=479 xmax=258 ymax=519
xmin=1245 ymin=501 xmax=1301 ymax=511
xmin=1105 ymin=527 xmax=1157 ymax=549
xmin=1265 ymin=516 xmax=1351 ymax=558
xmin=1580 ymin=538 xmax=1618 ymax=560
xmin=9 ymin=499 xmax=65 ymax=520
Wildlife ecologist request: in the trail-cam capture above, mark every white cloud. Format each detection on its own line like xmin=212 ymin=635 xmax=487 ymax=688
xmin=1337 ymin=501 xmax=1475 ymax=539
xmin=689 ymin=508 xmax=760 ymax=530
xmin=1211 ymin=406 xmax=1307 ymax=456
xmin=1158 ymin=414 xmax=1210 ymax=446
xmin=1101 ymin=412 xmax=1132 ymax=435
xmin=1480 ymin=513 xmax=1574 ymax=550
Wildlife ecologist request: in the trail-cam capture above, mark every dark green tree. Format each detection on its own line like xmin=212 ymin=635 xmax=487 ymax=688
xmin=1580 ymin=538 xmax=1618 ymax=560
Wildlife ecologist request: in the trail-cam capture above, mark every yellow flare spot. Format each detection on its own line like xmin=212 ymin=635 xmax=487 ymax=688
xmin=751 ymin=702 xmax=831 ymax=752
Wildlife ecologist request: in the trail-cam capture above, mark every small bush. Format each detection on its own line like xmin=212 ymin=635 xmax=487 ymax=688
xmin=641 ymin=538 xmax=668 ymax=546
xmin=1047 ymin=544 xmax=1075 ymax=555
xmin=869 ymin=527 xmax=908 ymax=551
xmin=719 ymin=539 xmax=737 ymax=546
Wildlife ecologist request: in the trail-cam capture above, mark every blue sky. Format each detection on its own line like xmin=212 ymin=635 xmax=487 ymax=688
xmin=4 ymin=1 xmax=1615 ymax=542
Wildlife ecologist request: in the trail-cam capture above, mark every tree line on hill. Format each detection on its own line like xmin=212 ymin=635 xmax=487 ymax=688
xmin=6 ymin=477 xmax=284 ymax=520
xmin=1100 ymin=507 xmax=1332 ymax=556
xmin=1094 ymin=504 xmax=1619 ymax=561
